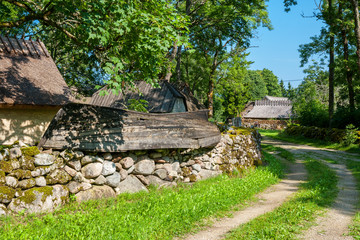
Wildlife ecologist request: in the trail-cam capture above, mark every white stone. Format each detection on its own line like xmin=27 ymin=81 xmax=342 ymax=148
xmin=0 ymin=203 xmax=7 ymax=216
xmin=119 ymin=169 xmax=128 ymax=180
xmin=204 ymin=162 xmax=212 ymax=170
xmin=75 ymin=186 xmax=115 ymax=203
xmin=94 ymin=175 xmax=107 ymax=185
xmin=5 ymin=176 xmax=18 ymax=188
xmin=74 ymin=151 xmax=84 ymax=159
xmin=10 ymin=147 xmax=22 ymax=159
xmin=64 ymin=165 xmax=77 ymax=177
xmin=103 ymin=153 xmax=112 ymax=160
xmin=35 ymin=176 xmax=47 ymax=187
xmin=73 ymin=172 xmax=89 ymax=183
xmin=81 ymin=155 xmax=104 ymax=166
xmin=102 ymin=161 xmax=116 ymax=176
xmin=192 ymin=164 xmax=201 ymax=172
xmin=81 ymin=162 xmax=103 ymax=179
xmin=67 ymin=181 xmax=92 ymax=194
xmin=126 ymin=165 xmax=135 ymax=174
xmin=34 ymin=153 xmax=55 ymax=166
xmin=67 ymin=160 xmax=81 ymax=171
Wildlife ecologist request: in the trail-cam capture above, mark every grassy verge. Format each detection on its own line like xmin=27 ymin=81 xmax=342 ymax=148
xmin=225 ymin=158 xmax=338 ymax=240
xmin=262 ymin=144 xmax=295 ymax=162
xmin=0 ymin=152 xmax=284 ymax=240
xmin=259 ymin=129 xmax=360 ymax=154
xmin=346 ymin=160 xmax=360 ymax=239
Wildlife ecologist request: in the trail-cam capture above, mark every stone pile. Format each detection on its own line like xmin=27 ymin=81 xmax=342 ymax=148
xmin=0 ymin=128 xmax=261 ymax=215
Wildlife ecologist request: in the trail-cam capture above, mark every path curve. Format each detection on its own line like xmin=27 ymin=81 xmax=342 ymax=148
xmin=181 ymin=149 xmax=307 ymax=240
xmin=262 ymin=137 xmax=359 ymax=240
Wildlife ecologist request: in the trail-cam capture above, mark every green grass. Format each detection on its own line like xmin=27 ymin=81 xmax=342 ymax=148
xmin=262 ymin=144 xmax=295 ymax=162
xmin=0 ymin=152 xmax=284 ymax=240
xmin=225 ymin=158 xmax=338 ymax=240
xmin=345 ymin=160 xmax=360 ymax=239
xmin=259 ymin=129 xmax=360 ymax=154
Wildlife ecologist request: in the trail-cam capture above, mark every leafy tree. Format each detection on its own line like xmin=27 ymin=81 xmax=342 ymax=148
xmin=244 ymin=70 xmax=268 ymax=100
xmin=259 ymin=68 xmax=282 ymax=96
xmin=0 ymin=0 xmax=188 ymax=93
xmin=280 ymin=80 xmax=287 ymax=97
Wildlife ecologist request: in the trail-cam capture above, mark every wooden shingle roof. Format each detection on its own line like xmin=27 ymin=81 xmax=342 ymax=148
xmin=0 ymin=36 xmax=72 ymax=106
xmin=90 ymin=81 xmax=205 ymax=113
xmin=242 ymin=96 xmax=292 ymax=119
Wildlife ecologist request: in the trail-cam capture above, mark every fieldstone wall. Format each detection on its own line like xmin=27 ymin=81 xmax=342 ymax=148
xmin=242 ymin=119 xmax=288 ymax=130
xmin=0 ymin=128 xmax=261 ymax=215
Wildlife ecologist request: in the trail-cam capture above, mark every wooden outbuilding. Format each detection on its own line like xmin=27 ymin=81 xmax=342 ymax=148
xmin=241 ymin=96 xmax=292 ymax=129
xmin=90 ymin=80 xmax=205 ymax=113
xmin=0 ymin=36 xmax=72 ymax=144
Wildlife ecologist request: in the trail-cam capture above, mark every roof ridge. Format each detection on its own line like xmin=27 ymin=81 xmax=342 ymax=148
xmin=0 ymin=35 xmax=50 ymax=57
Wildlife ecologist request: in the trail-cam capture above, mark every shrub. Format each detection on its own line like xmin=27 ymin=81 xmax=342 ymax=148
xmin=342 ymin=124 xmax=359 ymax=146
xmin=284 ymin=124 xmax=346 ymax=143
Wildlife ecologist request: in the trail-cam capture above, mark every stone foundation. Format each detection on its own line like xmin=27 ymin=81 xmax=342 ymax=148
xmin=0 ymin=128 xmax=261 ymax=215
xmin=242 ymin=119 xmax=288 ymax=130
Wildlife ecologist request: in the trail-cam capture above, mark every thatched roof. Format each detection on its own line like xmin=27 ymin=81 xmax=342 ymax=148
xmin=90 ymin=81 xmax=205 ymax=113
xmin=242 ymin=96 xmax=292 ymax=119
xmin=0 ymin=36 xmax=72 ymax=106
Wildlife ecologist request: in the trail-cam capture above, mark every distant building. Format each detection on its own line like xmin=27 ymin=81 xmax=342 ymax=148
xmin=0 ymin=36 xmax=72 ymax=144
xmin=241 ymin=96 xmax=292 ymax=129
xmin=90 ymin=80 xmax=205 ymax=113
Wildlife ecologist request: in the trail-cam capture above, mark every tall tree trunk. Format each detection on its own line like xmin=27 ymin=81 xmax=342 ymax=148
xmin=164 ymin=42 xmax=178 ymax=82
xmin=351 ymin=0 xmax=360 ymax=73
xmin=339 ymin=4 xmax=355 ymax=112
xmin=328 ymin=0 xmax=335 ymax=128
xmin=207 ymin=75 xmax=215 ymax=118
xmin=176 ymin=45 xmax=182 ymax=82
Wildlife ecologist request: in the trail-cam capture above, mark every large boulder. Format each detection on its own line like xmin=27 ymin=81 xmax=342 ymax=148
xmin=102 ymin=161 xmax=116 ymax=176
xmin=7 ymin=185 xmax=69 ymax=214
xmin=75 ymin=185 xmax=115 ymax=203
xmin=115 ymin=175 xmax=148 ymax=194
xmin=81 ymin=162 xmax=103 ymax=179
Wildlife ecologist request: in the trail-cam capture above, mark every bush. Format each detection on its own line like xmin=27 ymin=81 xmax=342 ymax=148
xmin=342 ymin=124 xmax=359 ymax=146
xmin=284 ymin=124 xmax=347 ymax=143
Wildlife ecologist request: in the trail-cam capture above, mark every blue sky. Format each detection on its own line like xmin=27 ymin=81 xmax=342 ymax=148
xmin=248 ymin=1 xmax=325 ymax=87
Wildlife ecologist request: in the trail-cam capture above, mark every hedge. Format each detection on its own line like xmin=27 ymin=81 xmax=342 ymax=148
xmin=284 ymin=124 xmax=346 ymax=143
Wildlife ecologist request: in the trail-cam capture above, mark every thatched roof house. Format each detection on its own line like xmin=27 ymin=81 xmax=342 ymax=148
xmin=90 ymin=81 xmax=205 ymax=113
xmin=0 ymin=36 xmax=72 ymax=144
xmin=242 ymin=96 xmax=292 ymax=129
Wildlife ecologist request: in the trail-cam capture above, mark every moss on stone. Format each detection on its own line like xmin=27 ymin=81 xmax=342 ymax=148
xmin=21 ymin=146 xmax=40 ymax=157
xmin=46 ymin=169 xmax=71 ymax=185
xmin=182 ymin=167 xmax=191 ymax=177
xmin=18 ymin=178 xmax=36 ymax=190
xmin=9 ymin=169 xmax=32 ymax=180
xmin=0 ymin=186 xmax=16 ymax=202
xmin=17 ymin=186 xmax=53 ymax=205
xmin=0 ymin=161 xmax=13 ymax=173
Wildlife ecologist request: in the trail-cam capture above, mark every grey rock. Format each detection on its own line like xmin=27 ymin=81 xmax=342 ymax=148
xmin=147 ymin=175 xmax=166 ymax=187
xmin=154 ymin=169 xmax=167 ymax=179
xmin=0 ymin=186 xmax=15 ymax=203
xmin=120 ymin=156 xmax=134 ymax=169
xmin=192 ymin=164 xmax=201 ymax=172
xmin=115 ymin=162 xmax=122 ymax=171
xmin=35 ymin=176 xmax=47 ymax=187
xmin=135 ymin=175 xmax=150 ymax=186
xmin=119 ymin=169 xmax=128 ymax=180
xmin=8 ymin=185 xmax=69 ymax=214
xmin=10 ymin=159 xmax=20 ymax=170
xmin=31 ymin=165 xmax=56 ymax=177
xmin=102 ymin=161 xmax=116 ymax=176
xmin=73 ymin=172 xmax=89 ymax=183
xmin=172 ymin=162 xmax=181 ymax=173
xmin=81 ymin=155 xmax=103 ymax=166
xmin=81 ymin=162 xmax=103 ymax=179
xmin=67 ymin=181 xmax=92 ymax=194
xmin=162 ymin=163 xmax=172 ymax=173
xmin=60 ymin=150 xmax=74 ymax=161
xmin=64 ymin=165 xmax=77 ymax=177
xmin=5 ymin=176 xmax=18 ymax=188
xmin=103 ymin=153 xmax=112 ymax=161
xmin=94 ymin=175 xmax=107 ymax=185
xmin=18 ymin=140 xmax=29 ymax=148
xmin=106 ymin=172 xmax=121 ymax=188
xmin=18 ymin=178 xmax=36 ymax=189
xmin=168 ymin=171 xmax=178 ymax=178
xmin=0 ymin=153 xmax=3 ymax=161
xmin=126 ymin=165 xmax=135 ymax=174
xmin=134 ymin=159 xmax=155 ymax=175
xmin=198 ymin=169 xmax=222 ymax=180
xmin=115 ymin=175 xmax=148 ymax=194
xmin=204 ymin=162 xmax=212 ymax=170
xmin=67 ymin=160 xmax=81 ymax=171
xmin=192 ymin=170 xmax=198 ymax=175
xmin=10 ymin=147 xmax=22 ymax=159
xmin=34 ymin=153 xmax=55 ymax=166
xmin=75 ymin=185 xmax=115 ymax=203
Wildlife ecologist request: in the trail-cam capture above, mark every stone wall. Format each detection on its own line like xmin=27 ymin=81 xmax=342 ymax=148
xmin=0 ymin=128 xmax=261 ymax=215
xmin=242 ymin=119 xmax=288 ymax=130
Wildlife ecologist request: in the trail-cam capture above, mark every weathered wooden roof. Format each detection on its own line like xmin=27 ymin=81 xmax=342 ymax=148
xmin=90 ymin=81 xmax=205 ymax=113
xmin=242 ymin=96 xmax=292 ymax=119
xmin=0 ymin=36 xmax=72 ymax=106
xmin=39 ymin=103 xmax=221 ymax=152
